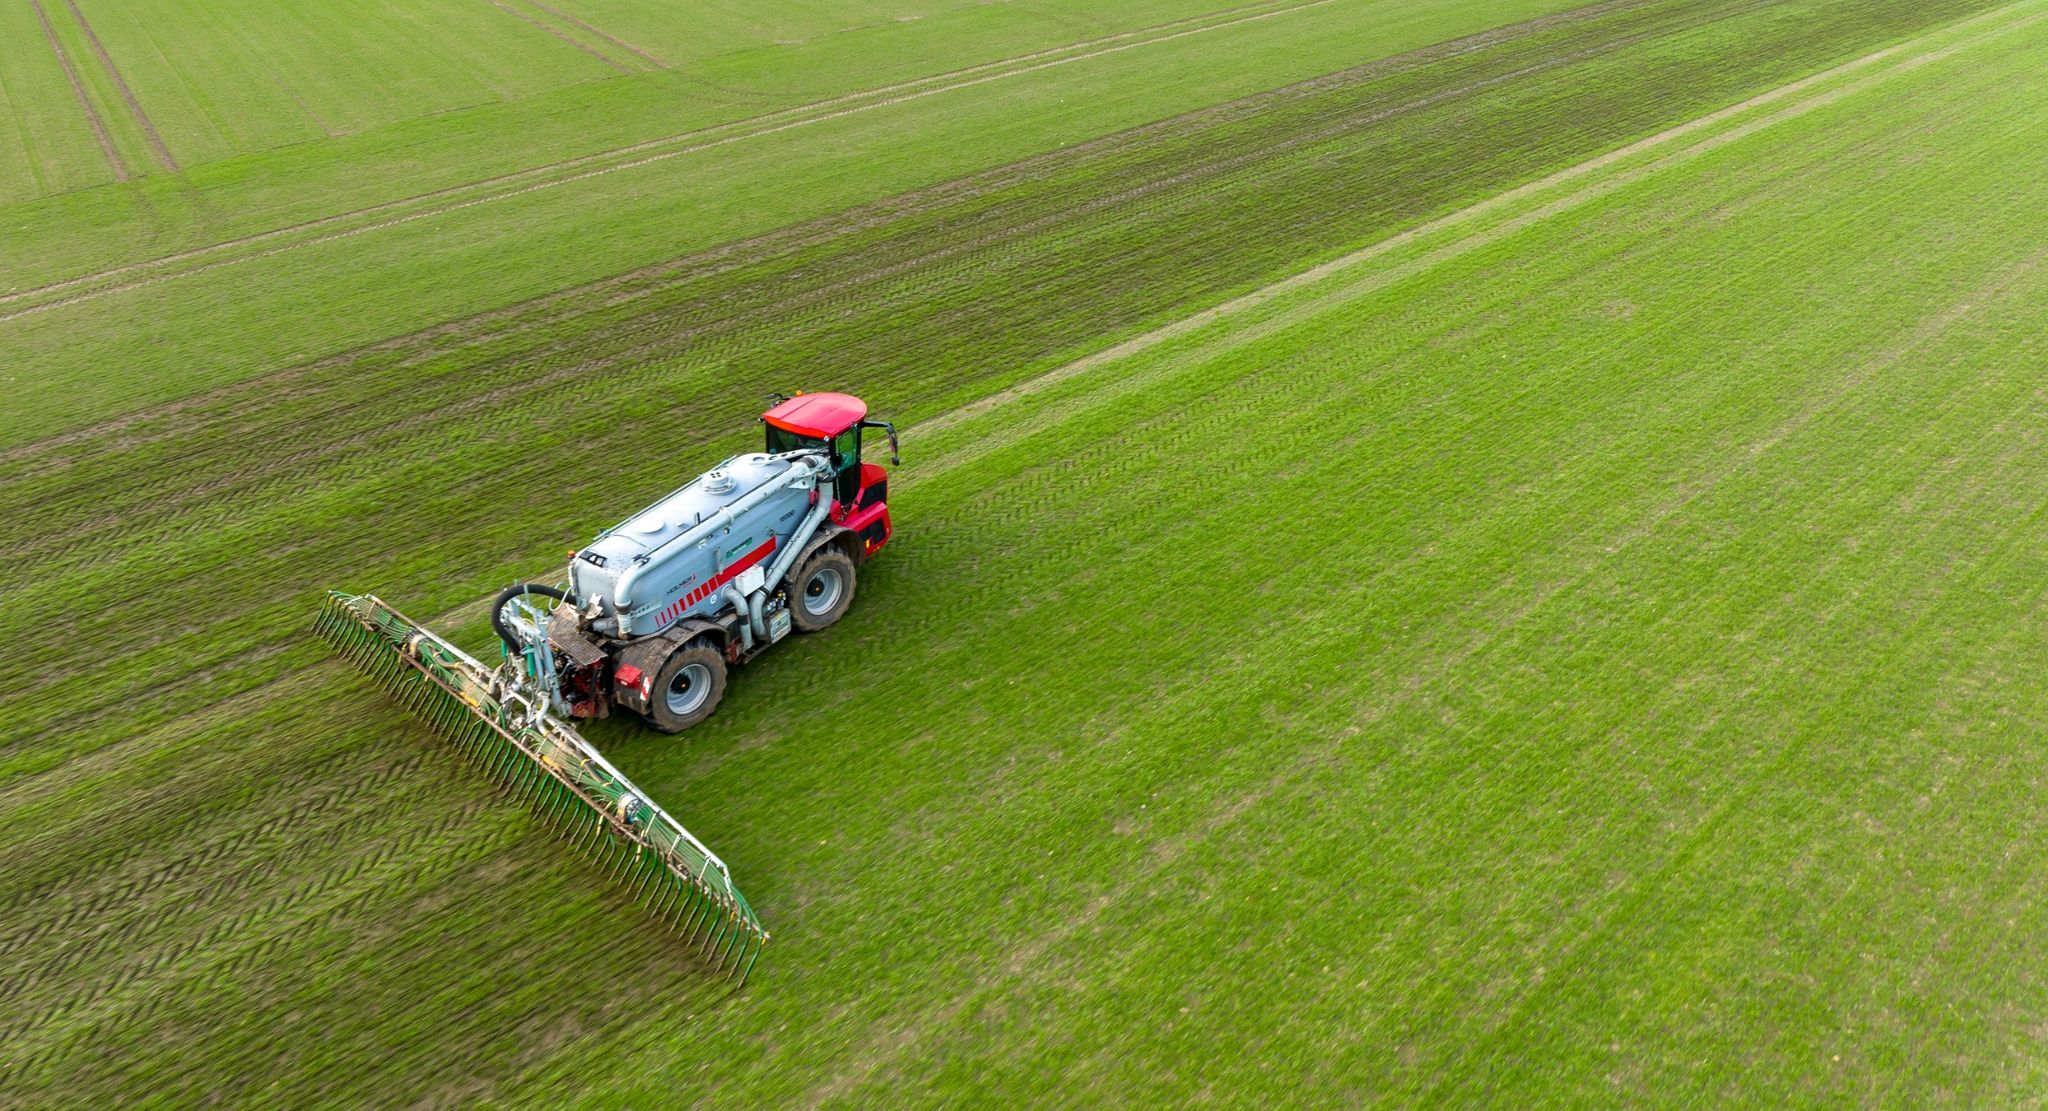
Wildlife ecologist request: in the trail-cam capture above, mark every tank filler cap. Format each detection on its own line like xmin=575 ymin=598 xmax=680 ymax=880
xmin=703 ymin=469 xmax=736 ymax=495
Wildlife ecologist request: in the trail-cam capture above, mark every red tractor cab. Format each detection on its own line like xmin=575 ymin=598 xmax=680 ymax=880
xmin=762 ymin=392 xmax=898 ymax=559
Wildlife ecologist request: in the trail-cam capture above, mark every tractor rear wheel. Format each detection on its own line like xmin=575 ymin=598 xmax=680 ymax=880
xmin=645 ymin=640 xmax=726 ymax=732
xmin=790 ymin=546 xmax=856 ymax=632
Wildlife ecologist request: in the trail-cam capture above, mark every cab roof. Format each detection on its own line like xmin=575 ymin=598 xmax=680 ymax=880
xmin=761 ymin=392 xmax=867 ymax=438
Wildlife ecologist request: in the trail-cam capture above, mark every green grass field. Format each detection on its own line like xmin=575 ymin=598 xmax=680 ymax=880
xmin=5 ymin=0 xmax=2048 ymax=1103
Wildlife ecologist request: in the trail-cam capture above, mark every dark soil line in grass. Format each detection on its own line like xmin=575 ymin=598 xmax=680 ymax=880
xmin=0 ymin=10 xmax=1691 ymax=562
xmin=482 ymin=0 xmax=634 ymax=75
xmin=2 ymin=3 xmax=2038 ymax=1099
xmin=0 ymin=0 xmax=1342 ymax=314
xmin=0 ymin=0 xmax=1667 ymax=473
xmin=27 ymin=0 xmax=126 ymax=181
xmin=514 ymin=0 xmax=665 ymax=68
xmin=1 ymin=798 xmax=525 ymax=1067
xmin=0 ymin=742 xmax=454 ymax=1013
xmin=61 ymin=0 xmax=177 ymax=172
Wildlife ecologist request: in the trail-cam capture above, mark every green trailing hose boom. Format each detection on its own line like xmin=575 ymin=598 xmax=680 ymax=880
xmin=314 ymin=591 xmax=768 ymax=982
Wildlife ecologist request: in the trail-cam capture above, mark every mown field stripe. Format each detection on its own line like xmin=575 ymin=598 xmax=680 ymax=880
xmin=0 ymin=0 xmax=1685 ymax=493
xmin=0 ymin=0 xmax=1361 ymax=320
xmin=26 ymin=0 xmax=124 ymax=181
xmin=59 ymin=0 xmax=175 ymax=172
xmin=916 ymin=0 xmax=2044 ymax=450
xmin=0 ymin=0 xmax=1732 ymax=466
xmin=1385 ymin=249 xmax=2048 ymax=1100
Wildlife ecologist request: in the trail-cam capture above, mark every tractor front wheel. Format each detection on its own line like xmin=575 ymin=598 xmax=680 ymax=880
xmin=645 ymin=640 xmax=727 ymax=732
xmin=790 ymin=546 xmax=856 ymax=632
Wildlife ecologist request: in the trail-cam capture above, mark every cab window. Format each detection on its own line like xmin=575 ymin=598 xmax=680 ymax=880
xmin=765 ymin=425 xmax=820 ymax=455
xmin=832 ymin=427 xmax=861 ymax=503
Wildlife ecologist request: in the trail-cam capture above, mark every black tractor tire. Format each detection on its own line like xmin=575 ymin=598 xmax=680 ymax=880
xmin=643 ymin=640 xmax=727 ymax=733
xmin=789 ymin=545 xmax=857 ymax=633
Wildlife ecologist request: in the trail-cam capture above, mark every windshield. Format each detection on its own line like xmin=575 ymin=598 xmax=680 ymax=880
xmin=765 ymin=425 xmax=824 ymax=455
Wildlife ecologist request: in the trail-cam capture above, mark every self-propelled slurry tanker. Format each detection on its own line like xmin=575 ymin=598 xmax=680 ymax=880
xmin=316 ymin=392 xmax=899 ymax=980
xmin=519 ymin=390 xmax=898 ymax=731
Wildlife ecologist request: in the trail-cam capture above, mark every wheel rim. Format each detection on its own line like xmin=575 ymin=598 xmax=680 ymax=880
xmin=665 ymin=662 xmax=713 ymax=716
xmin=801 ymin=567 xmax=843 ymax=616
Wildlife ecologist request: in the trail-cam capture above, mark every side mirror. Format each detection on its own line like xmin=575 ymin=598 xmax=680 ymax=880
xmin=860 ymin=418 xmax=902 ymax=465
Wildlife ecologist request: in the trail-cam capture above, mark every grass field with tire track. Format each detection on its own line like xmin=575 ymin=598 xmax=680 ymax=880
xmin=4 ymin=0 xmax=2047 ymax=1104
xmin=0 ymin=0 xmax=1591 ymax=438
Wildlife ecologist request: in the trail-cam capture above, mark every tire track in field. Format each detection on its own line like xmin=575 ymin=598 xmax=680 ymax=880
xmin=0 ymin=742 xmax=464 ymax=1016
xmin=482 ymin=0 xmax=634 ymax=74
xmin=997 ymin=0 xmax=2044 ymax=1053
xmin=0 ymin=0 xmax=1998 ymax=819
xmin=0 ymin=0 xmax=1347 ymax=322
xmin=0 ymin=4 xmax=2015 ymax=1090
xmin=0 ymin=794 xmax=521 ymax=1071
xmin=514 ymin=0 xmax=664 ymax=69
xmin=26 ymin=0 xmax=125 ymax=181
xmin=0 ymin=0 xmax=1750 ymax=541
xmin=801 ymin=10 xmax=2044 ymax=1095
xmin=1416 ymin=347 xmax=2048 ymax=1103
xmin=0 ymin=0 xmax=1649 ymax=471
xmin=60 ymin=0 xmax=177 ymax=172
xmin=910 ymin=0 xmax=2034 ymax=447
xmin=14 ymin=4 xmax=2015 ymax=1095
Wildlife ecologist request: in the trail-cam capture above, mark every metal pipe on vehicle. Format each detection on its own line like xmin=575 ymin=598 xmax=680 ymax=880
xmin=726 ymin=585 xmax=754 ymax=652
xmin=761 ymin=490 xmax=834 ymax=592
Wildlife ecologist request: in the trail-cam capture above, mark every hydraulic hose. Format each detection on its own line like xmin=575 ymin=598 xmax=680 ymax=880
xmin=491 ymin=583 xmax=574 ymax=652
